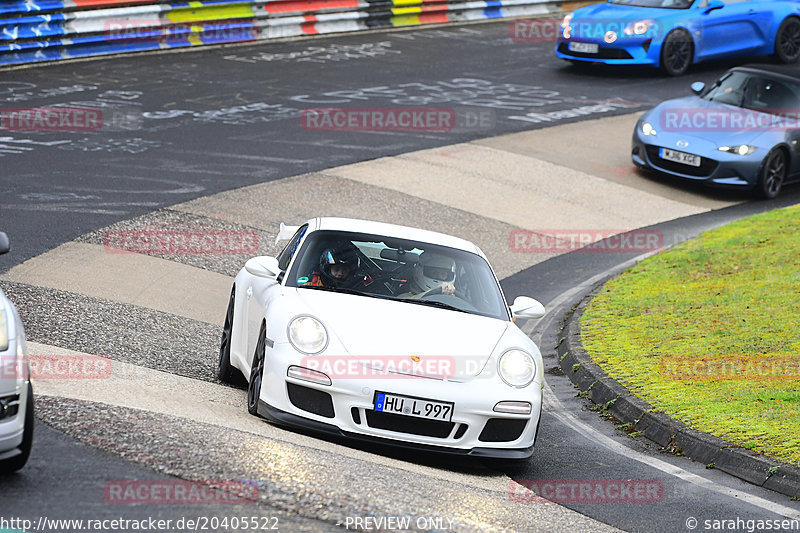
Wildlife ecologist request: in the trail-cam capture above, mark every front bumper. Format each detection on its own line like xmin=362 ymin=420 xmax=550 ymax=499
xmin=258 ymin=400 xmax=537 ymax=459
xmin=555 ymin=38 xmax=657 ymax=66
xmin=258 ymin=343 xmax=543 ymax=459
xmin=632 ymin=131 xmax=761 ymax=188
xmin=0 ymin=348 xmax=29 ymax=458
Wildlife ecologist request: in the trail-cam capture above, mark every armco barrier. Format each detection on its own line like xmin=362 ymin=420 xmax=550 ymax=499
xmin=0 ymin=0 xmax=588 ymax=67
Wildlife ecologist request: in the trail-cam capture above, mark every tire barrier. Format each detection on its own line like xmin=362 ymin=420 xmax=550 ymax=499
xmin=0 ymin=0 xmax=582 ymax=67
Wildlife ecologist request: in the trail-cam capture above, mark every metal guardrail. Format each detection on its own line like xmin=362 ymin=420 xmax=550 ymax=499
xmin=0 ymin=0 xmax=577 ymax=67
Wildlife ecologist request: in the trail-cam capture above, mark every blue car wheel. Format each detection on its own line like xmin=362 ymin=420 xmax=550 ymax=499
xmin=774 ymin=17 xmax=800 ymax=64
xmin=660 ymin=29 xmax=693 ymax=76
xmin=757 ymin=148 xmax=788 ymax=199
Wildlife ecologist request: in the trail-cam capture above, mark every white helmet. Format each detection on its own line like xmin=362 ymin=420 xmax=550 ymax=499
xmin=413 ymin=251 xmax=456 ymax=293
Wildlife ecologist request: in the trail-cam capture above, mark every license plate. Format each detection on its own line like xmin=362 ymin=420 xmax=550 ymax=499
xmin=374 ymin=392 xmax=453 ymax=422
xmin=659 ymin=147 xmax=701 ymax=167
xmin=569 ymin=42 xmax=599 ymax=54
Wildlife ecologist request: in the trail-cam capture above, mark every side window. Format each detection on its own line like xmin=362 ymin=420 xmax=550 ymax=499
xmin=277 ymin=224 xmax=308 ymax=271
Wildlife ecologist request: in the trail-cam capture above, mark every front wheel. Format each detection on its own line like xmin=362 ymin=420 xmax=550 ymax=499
xmin=756 ymin=148 xmax=787 ymax=199
xmin=247 ymin=326 xmax=266 ymax=416
xmin=774 ymin=17 xmax=800 ymax=64
xmin=660 ymin=29 xmax=693 ymax=76
xmin=217 ymin=286 xmax=240 ymax=384
xmin=0 ymin=382 xmax=33 ymax=474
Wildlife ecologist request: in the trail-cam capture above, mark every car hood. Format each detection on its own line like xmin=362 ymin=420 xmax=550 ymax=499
xmin=569 ymin=2 xmax=687 ymax=41
xmin=294 ymin=288 xmax=509 ymax=378
xmin=643 ymin=95 xmax=769 ymax=146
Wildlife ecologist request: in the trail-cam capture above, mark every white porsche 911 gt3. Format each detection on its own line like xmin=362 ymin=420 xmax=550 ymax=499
xmin=0 ymin=231 xmax=33 ymax=473
xmin=218 ymin=218 xmax=546 ymax=459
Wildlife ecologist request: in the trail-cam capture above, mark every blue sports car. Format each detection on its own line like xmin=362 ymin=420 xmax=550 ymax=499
xmin=556 ymin=0 xmax=800 ymax=75
xmin=632 ymin=64 xmax=800 ymax=198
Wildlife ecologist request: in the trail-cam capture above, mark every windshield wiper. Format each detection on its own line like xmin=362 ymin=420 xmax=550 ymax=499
xmin=403 ymin=299 xmax=468 ymax=314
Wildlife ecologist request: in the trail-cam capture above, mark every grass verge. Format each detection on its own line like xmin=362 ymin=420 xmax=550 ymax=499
xmin=581 ymin=204 xmax=800 ymax=467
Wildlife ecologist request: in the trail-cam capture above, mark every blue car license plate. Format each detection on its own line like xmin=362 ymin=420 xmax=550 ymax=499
xmin=659 ymin=147 xmax=701 ymax=167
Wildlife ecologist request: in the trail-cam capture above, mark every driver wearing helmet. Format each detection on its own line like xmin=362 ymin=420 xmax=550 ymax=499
xmin=309 ymin=241 xmax=361 ymax=288
xmin=400 ymin=251 xmax=456 ymax=299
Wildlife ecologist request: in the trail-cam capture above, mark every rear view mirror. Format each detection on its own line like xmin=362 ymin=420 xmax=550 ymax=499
xmin=245 ymin=256 xmax=280 ymax=278
xmin=0 ymin=232 xmax=9 ymax=255
xmin=510 ymin=296 xmax=546 ymax=320
xmin=379 ymin=248 xmax=420 ymax=263
xmin=690 ymin=81 xmax=705 ymax=95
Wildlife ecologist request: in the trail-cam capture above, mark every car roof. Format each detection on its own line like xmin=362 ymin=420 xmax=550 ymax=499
xmin=312 ymin=217 xmax=484 ymax=257
xmin=732 ymin=64 xmax=800 ymax=82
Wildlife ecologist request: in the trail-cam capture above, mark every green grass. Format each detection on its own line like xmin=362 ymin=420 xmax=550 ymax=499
xmin=581 ymin=204 xmax=800 ymax=467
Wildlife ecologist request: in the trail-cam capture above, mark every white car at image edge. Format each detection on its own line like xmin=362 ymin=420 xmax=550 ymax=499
xmin=217 ymin=218 xmax=546 ymax=459
xmin=0 ymin=231 xmax=33 ymax=473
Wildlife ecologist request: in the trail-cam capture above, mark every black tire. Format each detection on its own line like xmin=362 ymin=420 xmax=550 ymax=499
xmin=660 ymin=29 xmax=693 ymax=76
xmin=217 ymin=285 xmax=243 ymax=384
xmin=756 ymin=148 xmax=787 ymax=199
xmin=774 ymin=17 xmax=800 ymax=64
xmin=0 ymin=381 xmax=33 ymax=474
xmin=247 ymin=325 xmax=266 ymax=416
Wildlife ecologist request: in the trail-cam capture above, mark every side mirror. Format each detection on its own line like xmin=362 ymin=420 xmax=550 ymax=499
xmin=245 ymin=256 xmax=280 ymax=279
xmin=690 ymin=81 xmax=705 ymax=95
xmin=704 ymin=0 xmax=724 ymax=13
xmin=510 ymin=296 xmax=546 ymax=320
xmin=0 ymin=232 xmax=9 ymax=255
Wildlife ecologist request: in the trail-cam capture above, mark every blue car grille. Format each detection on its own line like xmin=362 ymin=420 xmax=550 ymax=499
xmin=557 ymin=43 xmax=632 ymax=60
xmin=645 ymin=145 xmax=719 ymax=177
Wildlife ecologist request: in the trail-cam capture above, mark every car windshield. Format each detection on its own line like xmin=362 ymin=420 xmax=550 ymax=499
xmin=703 ymin=71 xmax=800 ymax=114
xmin=285 ymin=230 xmax=509 ymax=320
xmin=609 ymin=0 xmax=692 ymax=8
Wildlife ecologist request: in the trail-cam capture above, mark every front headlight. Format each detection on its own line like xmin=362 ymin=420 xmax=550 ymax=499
xmin=561 ymin=12 xmax=573 ymax=39
xmin=718 ymin=145 xmax=756 ymax=156
xmin=498 ymin=349 xmax=536 ymax=388
xmin=624 ymin=19 xmax=654 ymax=36
xmin=0 ymin=305 xmax=8 ymax=352
xmin=288 ymin=315 xmax=328 ymax=354
xmin=641 ymin=121 xmax=657 ymax=136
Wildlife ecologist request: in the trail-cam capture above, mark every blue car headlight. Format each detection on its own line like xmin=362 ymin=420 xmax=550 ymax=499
xmin=641 ymin=121 xmax=657 ymax=136
xmin=624 ymin=19 xmax=655 ymax=36
xmin=718 ymin=145 xmax=756 ymax=156
xmin=561 ymin=12 xmax=573 ymax=39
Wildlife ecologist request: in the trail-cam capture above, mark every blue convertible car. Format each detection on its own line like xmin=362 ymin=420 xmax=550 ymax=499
xmin=556 ymin=0 xmax=800 ymax=75
xmin=632 ymin=64 xmax=800 ymax=198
